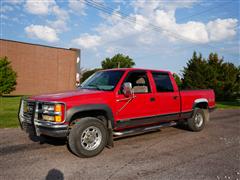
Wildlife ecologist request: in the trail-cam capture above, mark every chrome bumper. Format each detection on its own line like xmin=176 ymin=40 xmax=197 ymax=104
xmin=18 ymin=99 xmax=68 ymax=138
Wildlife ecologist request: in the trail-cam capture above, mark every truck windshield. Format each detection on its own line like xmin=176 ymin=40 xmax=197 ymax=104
xmin=80 ymin=70 xmax=125 ymax=91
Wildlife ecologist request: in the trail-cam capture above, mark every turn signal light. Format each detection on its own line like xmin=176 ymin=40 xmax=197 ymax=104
xmin=54 ymin=115 xmax=62 ymax=122
xmin=54 ymin=104 xmax=62 ymax=112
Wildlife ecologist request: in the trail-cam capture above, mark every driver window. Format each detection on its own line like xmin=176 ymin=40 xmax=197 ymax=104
xmin=122 ymin=71 xmax=151 ymax=94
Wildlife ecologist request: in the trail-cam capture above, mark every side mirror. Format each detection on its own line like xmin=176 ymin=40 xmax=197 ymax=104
xmin=123 ymin=82 xmax=133 ymax=97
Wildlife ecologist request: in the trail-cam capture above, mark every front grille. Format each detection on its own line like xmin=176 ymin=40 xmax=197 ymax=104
xmin=23 ymin=100 xmax=36 ymax=123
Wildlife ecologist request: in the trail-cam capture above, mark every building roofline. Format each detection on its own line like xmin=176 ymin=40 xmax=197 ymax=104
xmin=0 ymin=38 xmax=80 ymax=52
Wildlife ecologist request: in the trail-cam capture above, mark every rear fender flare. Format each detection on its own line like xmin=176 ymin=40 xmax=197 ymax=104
xmin=192 ymin=98 xmax=209 ymax=121
xmin=192 ymin=98 xmax=209 ymax=109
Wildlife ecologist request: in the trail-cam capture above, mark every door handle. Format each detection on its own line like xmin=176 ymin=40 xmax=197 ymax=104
xmin=150 ymin=97 xmax=156 ymax=102
xmin=173 ymin=96 xmax=178 ymax=100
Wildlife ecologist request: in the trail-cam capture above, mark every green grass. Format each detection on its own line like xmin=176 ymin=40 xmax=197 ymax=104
xmin=216 ymin=101 xmax=240 ymax=109
xmin=0 ymin=96 xmax=22 ymax=128
xmin=0 ymin=96 xmax=239 ymax=128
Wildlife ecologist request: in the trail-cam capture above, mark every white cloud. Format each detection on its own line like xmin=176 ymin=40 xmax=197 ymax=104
xmin=5 ymin=0 xmax=24 ymax=4
xmin=0 ymin=5 xmax=14 ymax=13
xmin=25 ymin=0 xmax=56 ymax=15
xmin=113 ymin=0 xmax=126 ymax=5
xmin=25 ymin=25 xmax=59 ymax=43
xmin=207 ymin=18 xmax=238 ymax=42
xmin=154 ymin=10 xmax=209 ymax=43
xmin=0 ymin=14 xmax=8 ymax=20
xmin=47 ymin=5 xmax=69 ymax=32
xmin=72 ymin=34 xmax=101 ymax=48
xmin=68 ymin=0 xmax=86 ymax=15
xmin=25 ymin=0 xmax=70 ymax=34
xmin=70 ymin=0 xmax=238 ymax=60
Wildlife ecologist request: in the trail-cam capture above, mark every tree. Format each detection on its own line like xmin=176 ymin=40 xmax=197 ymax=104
xmin=182 ymin=51 xmax=209 ymax=89
xmin=101 ymin=53 xmax=135 ymax=69
xmin=80 ymin=68 xmax=101 ymax=83
xmin=173 ymin=73 xmax=182 ymax=88
xmin=81 ymin=54 xmax=136 ymax=83
xmin=182 ymin=51 xmax=240 ymax=100
xmin=0 ymin=57 xmax=17 ymax=96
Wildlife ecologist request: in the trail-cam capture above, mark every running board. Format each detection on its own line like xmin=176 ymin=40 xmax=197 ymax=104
xmin=113 ymin=121 xmax=177 ymax=137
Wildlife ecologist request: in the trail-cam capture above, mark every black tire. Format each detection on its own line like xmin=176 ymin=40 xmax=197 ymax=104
xmin=187 ymin=108 xmax=206 ymax=132
xmin=68 ymin=117 xmax=107 ymax=158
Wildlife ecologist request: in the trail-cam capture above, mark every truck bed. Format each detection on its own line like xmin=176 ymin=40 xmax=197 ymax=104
xmin=180 ymin=89 xmax=215 ymax=113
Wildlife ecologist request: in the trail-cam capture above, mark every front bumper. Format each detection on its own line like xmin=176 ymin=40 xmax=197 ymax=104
xmin=34 ymin=120 xmax=68 ymax=137
xmin=18 ymin=99 xmax=69 ymax=138
xmin=19 ymin=119 xmax=69 ymax=138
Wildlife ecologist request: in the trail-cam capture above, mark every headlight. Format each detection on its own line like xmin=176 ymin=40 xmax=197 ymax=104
xmin=43 ymin=104 xmax=55 ymax=112
xmin=41 ymin=103 xmax=65 ymax=123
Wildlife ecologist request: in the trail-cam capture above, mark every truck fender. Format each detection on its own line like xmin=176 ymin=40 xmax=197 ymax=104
xmin=66 ymin=104 xmax=115 ymax=147
xmin=66 ymin=104 xmax=114 ymax=127
xmin=192 ymin=98 xmax=209 ymax=122
xmin=193 ymin=98 xmax=208 ymax=109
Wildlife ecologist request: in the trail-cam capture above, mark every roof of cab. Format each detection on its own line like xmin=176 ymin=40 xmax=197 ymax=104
xmin=101 ymin=68 xmax=171 ymax=74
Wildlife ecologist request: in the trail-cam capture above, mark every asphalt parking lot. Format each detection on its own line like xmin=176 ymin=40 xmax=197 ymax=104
xmin=0 ymin=109 xmax=239 ymax=180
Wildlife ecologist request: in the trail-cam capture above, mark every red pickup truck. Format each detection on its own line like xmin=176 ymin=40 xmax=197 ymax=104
xmin=19 ymin=68 xmax=215 ymax=157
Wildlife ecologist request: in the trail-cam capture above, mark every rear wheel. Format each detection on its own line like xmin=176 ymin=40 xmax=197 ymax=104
xmin=187 ymin=108 xmax=206 ymax=132
xmin=68 ymin=117 xmax=107 ymax=157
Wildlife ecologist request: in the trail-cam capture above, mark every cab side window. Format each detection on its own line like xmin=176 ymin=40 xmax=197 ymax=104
xmin=152 ymin=72 xmax=174 ymax=92
xmin=122 ymin=71 xmax=151 ymax=94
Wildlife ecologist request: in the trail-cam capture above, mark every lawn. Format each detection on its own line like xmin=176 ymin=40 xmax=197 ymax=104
xmin=0 ymin=96 xmax=239 ymax=128
xmin=216 ymin=101 xmax=240 ymax=109
xmin=0 ymin=96 xmax=22 ymax=128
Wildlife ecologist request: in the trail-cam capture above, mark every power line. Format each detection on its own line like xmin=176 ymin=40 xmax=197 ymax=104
xmin=177 ymin=1 xmax=234 ymax=22
xmin=85 ymin=0 xmax=207 ymax=44
xmin=83 ymin=0 xmax=238 ymax=57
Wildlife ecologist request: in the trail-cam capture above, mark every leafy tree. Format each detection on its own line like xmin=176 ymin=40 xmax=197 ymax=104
xmin=182 ymin=51 xmax=240 ymax=100
xmin=101 ymin=53 xmax=135 ymax=69
xmin=81 ymin=54 xmax=135 ymax=83
xmin=80 ymin=68 xmax=101 ymax=83
xmin=173 ymin=73 xmax=182 ymax=88
xmin=0 ymin=57 xmax=17 ymax=96
xmin=182 ymin=51 xmax=209 ymax=89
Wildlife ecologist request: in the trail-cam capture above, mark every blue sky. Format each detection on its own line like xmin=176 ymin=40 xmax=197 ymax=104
xmin=1 ymin=0 xmax=239 ymax=75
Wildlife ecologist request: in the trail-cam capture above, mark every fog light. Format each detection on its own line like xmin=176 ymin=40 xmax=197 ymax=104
xmin=42 ymin=115 xmax=54 ymax=121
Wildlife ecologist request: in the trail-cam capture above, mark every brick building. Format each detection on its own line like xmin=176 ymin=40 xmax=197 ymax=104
xmin=0 ymin=39 xmax=80 ymax=95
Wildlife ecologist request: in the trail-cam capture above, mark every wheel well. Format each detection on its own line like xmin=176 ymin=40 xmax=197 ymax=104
xmin=70 ymin=110 xmax=108 ymax=127
xmin=195 ymin=102 xmax=208 ymax=109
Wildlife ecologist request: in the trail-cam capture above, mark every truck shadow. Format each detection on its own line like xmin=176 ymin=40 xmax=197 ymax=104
xmin=0 ymin=134 xmax=67 ymax=156
xmin=28 ymin=133 xmax=67 ymax=146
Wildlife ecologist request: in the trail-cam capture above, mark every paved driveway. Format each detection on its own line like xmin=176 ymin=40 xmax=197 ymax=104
xmin=0 ymin=109 xmax=239 ymax=180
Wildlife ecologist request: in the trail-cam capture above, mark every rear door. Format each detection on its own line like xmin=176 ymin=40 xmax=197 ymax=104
xmin=151 ymin=72 xmax=181 ymax=120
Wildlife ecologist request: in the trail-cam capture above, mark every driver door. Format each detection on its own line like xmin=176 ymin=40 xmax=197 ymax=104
xmin=115 ymin=71 xmax=156 ymax=127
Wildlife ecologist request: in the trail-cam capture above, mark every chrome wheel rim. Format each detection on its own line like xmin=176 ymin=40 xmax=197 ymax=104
xmin=81 ymin=126 xmax=102 ymax=151
xmin=195 ymin=113 xmax=203 ymax=128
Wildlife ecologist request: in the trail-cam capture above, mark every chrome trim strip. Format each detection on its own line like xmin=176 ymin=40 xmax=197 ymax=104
xmin=34 ymin=120 xmax=68 ymax=129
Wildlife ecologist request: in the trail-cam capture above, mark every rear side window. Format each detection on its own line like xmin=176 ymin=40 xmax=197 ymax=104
xmin=152 ymin=72 xmax=174 ymax=92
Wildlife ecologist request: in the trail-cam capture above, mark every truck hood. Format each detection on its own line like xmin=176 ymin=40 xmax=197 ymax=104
xmin=30 ymin=89 xmax=104 ymax=102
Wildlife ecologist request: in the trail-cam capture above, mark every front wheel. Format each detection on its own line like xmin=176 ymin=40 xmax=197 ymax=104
xmin=187 ymin=108 xmax=206 ymax=132
xmin=68 ymin=117 xmax=107 ymax=158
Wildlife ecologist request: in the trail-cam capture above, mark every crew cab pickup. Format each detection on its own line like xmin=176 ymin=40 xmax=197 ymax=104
xmin=19 ymin=68 xmax=215 ymax=157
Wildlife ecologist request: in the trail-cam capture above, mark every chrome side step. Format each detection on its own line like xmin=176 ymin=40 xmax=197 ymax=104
xmin=113 ymin=121 xmax=177 ymax=137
